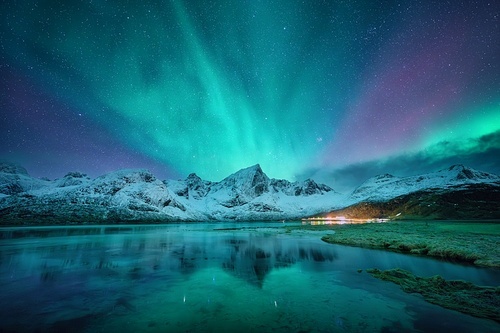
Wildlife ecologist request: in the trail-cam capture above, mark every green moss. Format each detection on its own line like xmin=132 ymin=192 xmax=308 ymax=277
xmin=367 ymin=268 xmax=500 ymax=323
xmin=320 ymin=221 xmax=500 ymax=268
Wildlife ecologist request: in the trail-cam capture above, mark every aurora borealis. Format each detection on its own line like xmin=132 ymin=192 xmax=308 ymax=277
xmin=1 ymin=0 xmax=499 ymax=191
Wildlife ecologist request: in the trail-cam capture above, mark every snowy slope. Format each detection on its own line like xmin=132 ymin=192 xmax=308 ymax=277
xmin=0 ymin=166 xmax=205 ymax=222
xmin=0 ymin=163 xmax=342 ymax=223
xmin=349 ymin=164 xmax=500 ymax=202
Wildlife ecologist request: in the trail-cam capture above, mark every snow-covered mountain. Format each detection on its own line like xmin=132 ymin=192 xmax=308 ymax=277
xmin=165 ymin=164 xmax=342 ymax=221
xmin=0 ymin=167 xmax=201 ymax=223
xmin=0 ymin=162 xmax=50 ymax=197
xmin=0 ymin=162 xmax=498 ymax=224
xmin=0 ymin=163 xmax=342 ymax=224
xmin=349 ymin=164 xmax=500 ymax=203
xmin=318 ymin=165 xmax=500 ymax=220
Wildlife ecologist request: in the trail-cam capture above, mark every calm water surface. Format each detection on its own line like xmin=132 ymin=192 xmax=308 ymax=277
xmin=0 ymin=223 xmax=498 ymax=332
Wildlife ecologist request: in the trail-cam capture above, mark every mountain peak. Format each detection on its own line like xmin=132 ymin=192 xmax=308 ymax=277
xmin=214 ymin=164 xmax=270 ymax=199
xmin=439 ymin=164 xmax=499 ymax=182
xmin=0 ymin=161 xmax=28 ymax=175
xmin=375 ymin=173 xmax=396 ymax=180
xmin=448 ymin=164 xmax=475 ymax=180
xmin=299 ymin=179 xmax=333 ymax=195
xmin=448 ymin=164 xmax=467 ymax=171
xmin=95 ymin=168 xmax=157 ymax=184
xmin=245 ymin=164 xmax=262 ymax=172
xmin=185 ymin=172 xmax=211 ymax=188
xmin=226 ymin=164 xmax=267 ymax=180
xmin=186 ymin=173 xmax=201 ymax=181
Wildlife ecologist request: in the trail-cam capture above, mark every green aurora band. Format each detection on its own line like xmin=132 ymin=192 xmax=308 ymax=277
xmin=1 ymin=0 xmax=498 ymax=181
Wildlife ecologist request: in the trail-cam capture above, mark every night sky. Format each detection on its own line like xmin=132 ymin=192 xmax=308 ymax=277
xmin=1 ymin=0 xmax=498 ymax=192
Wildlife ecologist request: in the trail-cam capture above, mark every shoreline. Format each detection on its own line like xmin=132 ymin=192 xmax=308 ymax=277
xmin=366 ymin=268 xmax=500 ymax=323
xmin=316 ymin=221 xmax=500 ymax=268
xmin=302 ymin=221 xmax=500 ymax=323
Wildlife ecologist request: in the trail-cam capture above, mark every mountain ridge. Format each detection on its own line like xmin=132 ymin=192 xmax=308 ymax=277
xmin=349 ymin=164 xmax=500 ymax=203
xmin=0 ymin=162 xmax=498 ymax=224
xmin=323 ymin=164 xmax=500 ymax=220
xmin=0 ymin=162 xmax=341 ymax=223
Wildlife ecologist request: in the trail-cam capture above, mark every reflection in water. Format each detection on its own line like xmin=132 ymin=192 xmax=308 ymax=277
xmin=0 ymin=224 xmax=498 ymax=332
xmin=221 ymin=235 xmax=336 ymax=287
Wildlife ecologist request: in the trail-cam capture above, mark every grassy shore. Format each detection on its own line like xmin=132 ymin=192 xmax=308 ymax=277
xmin=366 ymin=268 xmax=500 ymax=323
xmin=313 ymin=221 xmax=500 ymax=268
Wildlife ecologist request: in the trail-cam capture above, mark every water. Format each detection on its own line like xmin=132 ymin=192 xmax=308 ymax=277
xmin=0 ymin=223 xmax=498 ymax=332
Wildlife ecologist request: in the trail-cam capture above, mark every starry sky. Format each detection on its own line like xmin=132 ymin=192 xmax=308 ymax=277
xmin=1 ymin=0 xmax=499 ymax=192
